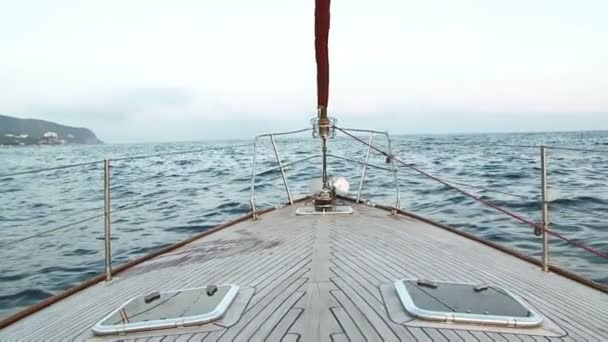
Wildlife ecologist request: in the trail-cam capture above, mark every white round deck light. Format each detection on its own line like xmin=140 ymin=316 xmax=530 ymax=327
xmin=333 ymin=177 xmax=350 ymax=195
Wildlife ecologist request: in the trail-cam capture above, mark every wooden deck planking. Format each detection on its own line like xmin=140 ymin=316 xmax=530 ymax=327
xmin=369 ymin=216 xmax=603 ymax=312
xmin=265 ymin=308 xmax=303 ymax=342
xmin=354 ymin=218 xmax=608 ymax=332
xmin=1 ymin=202 xmax=607 ymax=341
xmin=339 ymin=220 xmax=602 ymax=341
xmin=329 ymin=307 xmax=365 ymax=342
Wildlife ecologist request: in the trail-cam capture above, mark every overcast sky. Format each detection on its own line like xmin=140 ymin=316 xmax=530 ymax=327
xmin=1 ymin=0 xmax=607 ymax=142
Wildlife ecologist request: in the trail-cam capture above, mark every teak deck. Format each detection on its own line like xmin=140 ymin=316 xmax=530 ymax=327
xmin=1 ymin=201 xmax=606 ymax=341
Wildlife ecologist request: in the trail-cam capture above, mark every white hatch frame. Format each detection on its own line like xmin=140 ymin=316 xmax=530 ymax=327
xmin=394 ymin=279 xmax=544 ymax=328
xmin=92 ymin=284 xmax=239 ymax=336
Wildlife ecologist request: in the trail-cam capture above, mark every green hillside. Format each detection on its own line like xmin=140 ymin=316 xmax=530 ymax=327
xmin=0 ymin=114 xmax=102 ymax=146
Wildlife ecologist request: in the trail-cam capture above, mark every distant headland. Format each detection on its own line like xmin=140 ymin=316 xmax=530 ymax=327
xmin=0 ymin=114 xmax=102 ymax=146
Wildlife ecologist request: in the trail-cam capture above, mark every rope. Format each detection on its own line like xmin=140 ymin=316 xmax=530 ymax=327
xmin=0 ymin=214 xmax=104 ymax=248
xmin=546 ymin=229 xmax=608 ymax=258
xmin=0 ymin=143 xmax=252 ymax=179
xmin=553 ymin=206 xmax=608 ymax=221
xmin=109 ymin=168 xmax=260 ymax=214
xmin=378 ymin=140 xmax=607 ymax=154
xmin=547 ymin=146 xmax=608 ymax=153
xmin=427 ymin=142 xmax=539 ymax=149
xmin=111 ymin=148 xmax=206 ymax=162
xmin=2 ymin=181 xmax=241 ymax=248
xmin=0 ymin=160 xmax=103 ymax=178
xmin=337 ymin=127 xmax=387 ymax=135
xmin=111 ymin=143 xmax=251 ymax=162
xmin=426 ymin=142 xmax=608 ymax=153
xmin=335 ymin=126 xmax=608 ymax=259
xmin=433 ymin=176 xmax=535 ymax=201
xmin=577 ymin=208 xmax=608 ymax=220
xmin=111 ymin=192 xmax=184 ymax=214
xmin=256 ymin=128 xmax=312 ymax=138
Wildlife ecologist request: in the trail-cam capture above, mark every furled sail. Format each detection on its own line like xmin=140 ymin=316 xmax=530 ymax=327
xmin=314 ymin=0 xmax=333 ymax=201
xmin=315 ymin=0 xmax=330 ymax=110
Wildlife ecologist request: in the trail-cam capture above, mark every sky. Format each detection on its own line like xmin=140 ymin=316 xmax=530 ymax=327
xmin=1 ymin=0 xmax=607 ymax=142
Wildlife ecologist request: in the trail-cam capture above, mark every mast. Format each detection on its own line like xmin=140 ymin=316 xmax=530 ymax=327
xmin=315 ymin=0 xmax=331 ymax=191
xmin=315 ymin=0 xmax=330 ymax=114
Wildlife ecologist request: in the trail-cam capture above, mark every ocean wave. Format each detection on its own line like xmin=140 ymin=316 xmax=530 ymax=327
xmin=551 ymin=196 xmax=608 ymax=207
xmin=0 ymin=289 xmax=53 ymax=307
xmin=1 ymin=132 xmax=607 ymax=319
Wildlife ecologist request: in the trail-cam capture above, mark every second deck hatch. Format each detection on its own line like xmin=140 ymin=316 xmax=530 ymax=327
xmin=92 ymin=284 xmax=239 ymax=335
xmin=395 ymin=279 xmax=543 ymax=327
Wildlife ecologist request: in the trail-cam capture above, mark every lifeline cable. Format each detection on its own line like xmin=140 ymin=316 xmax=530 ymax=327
xmin=335 ymin=126 xmax=608 ymax=259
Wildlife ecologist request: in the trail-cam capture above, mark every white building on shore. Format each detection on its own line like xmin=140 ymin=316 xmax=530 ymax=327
xmin=40 ymin=131 xmax=63 ymax=145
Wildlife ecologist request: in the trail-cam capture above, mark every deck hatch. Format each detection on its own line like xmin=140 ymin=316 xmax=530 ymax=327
xmin=395 ymin=279 xmax=543 ymax=327
xmin=92 ymin=284 xmax=239 ymax=335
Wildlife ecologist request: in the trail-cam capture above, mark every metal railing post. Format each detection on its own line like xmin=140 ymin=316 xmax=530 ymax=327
xmin=540 ymin=145 xmax=549 ymax=272
xmin=386 ymin=132 xmax=400 ymax=214
xmin=356 ymin=133 xmax=373 ymax=203
xmin=250 ymin=138 xmax=258 ymax=219
xmin=103 ymin=159 xmax=112 ymax=281
xmin=270 ymin=134 xmax=294 ymax=205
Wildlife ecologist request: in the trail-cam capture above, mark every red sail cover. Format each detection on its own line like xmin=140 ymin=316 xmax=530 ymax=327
xmin=315 ymin=0 xmax=330 ymax=108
